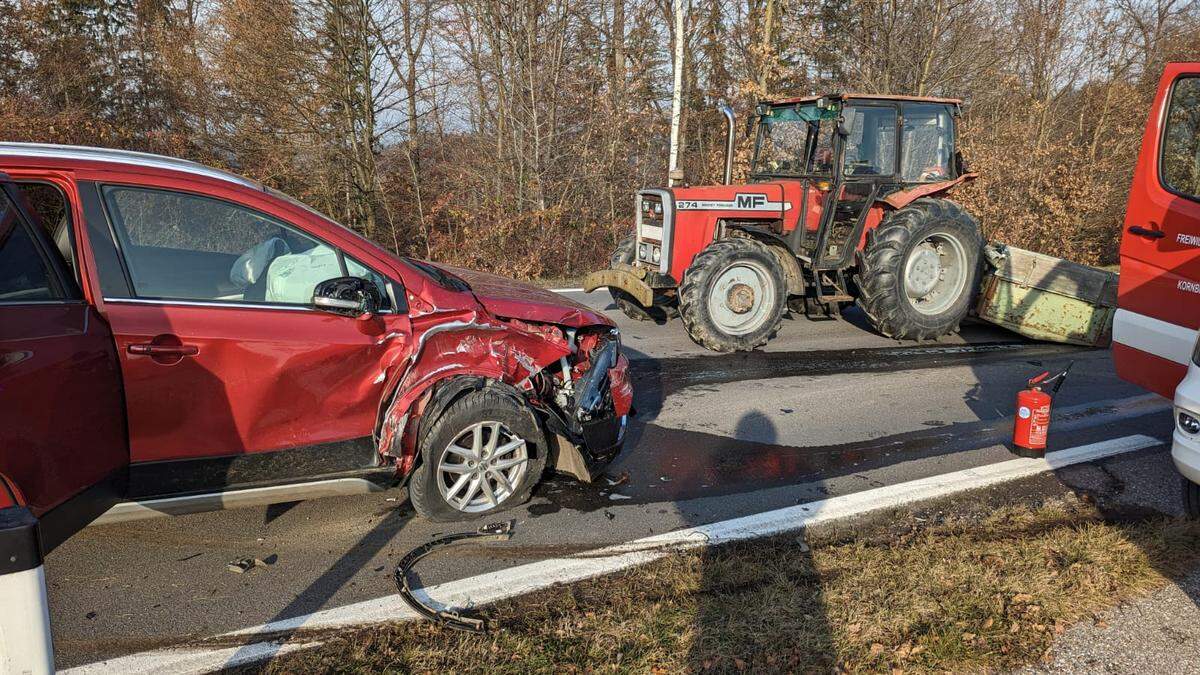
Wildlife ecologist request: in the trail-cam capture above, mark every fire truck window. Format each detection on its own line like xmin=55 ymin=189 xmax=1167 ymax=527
xmin=1163 ymin=77 xmax=1200 ymax=201
xmin=901 ymin=104 xmax=953 ymax=182
xmin=843 ymin=106 xmax=897 ymax=177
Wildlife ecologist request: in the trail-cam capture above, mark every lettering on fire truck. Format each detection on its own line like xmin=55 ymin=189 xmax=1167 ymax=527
xmin=1178 ymin=232 xmax=1200 ymax=247
xmin=1179 ymin=279 xmax=1200 ymax=295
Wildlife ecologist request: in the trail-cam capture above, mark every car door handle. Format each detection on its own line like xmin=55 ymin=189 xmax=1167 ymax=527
xmin=1128 ymin=225 xmax=1166 ymax=239
xmin=128 ymin=344 xmax=199 ymax=357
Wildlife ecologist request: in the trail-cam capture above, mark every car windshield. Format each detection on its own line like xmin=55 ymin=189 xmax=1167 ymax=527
xmin=751 ymin=104 xmax=838 ymax=177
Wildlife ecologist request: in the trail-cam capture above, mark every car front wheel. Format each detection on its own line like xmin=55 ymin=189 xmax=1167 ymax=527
xmin=409 ymin=388 xmax=547 ymax=521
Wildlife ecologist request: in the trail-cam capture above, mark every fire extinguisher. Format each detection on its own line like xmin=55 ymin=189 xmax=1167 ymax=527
xmin=1012 ymin=362 xmax=1073 ymax=458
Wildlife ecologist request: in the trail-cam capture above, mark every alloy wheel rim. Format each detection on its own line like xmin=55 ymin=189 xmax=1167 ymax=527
xmin=903 ymin=232 xmax=967 ymax=316
xmin=707 ymin=261 xmax=776 ymax=335
xmin=437 ymin=421 xmax=529 ymax=513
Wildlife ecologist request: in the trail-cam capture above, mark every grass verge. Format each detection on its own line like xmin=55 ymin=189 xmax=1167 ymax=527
xmin=248 ymin=493 xmax=1200 ymax=673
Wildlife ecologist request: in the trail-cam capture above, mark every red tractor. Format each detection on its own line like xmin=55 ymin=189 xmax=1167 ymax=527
xmin=584 ymin=93 xmax=983 ymax=352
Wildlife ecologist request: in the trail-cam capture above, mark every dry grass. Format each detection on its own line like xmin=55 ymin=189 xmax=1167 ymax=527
xmin=247 ymin=497 xmax=1200 ymax=674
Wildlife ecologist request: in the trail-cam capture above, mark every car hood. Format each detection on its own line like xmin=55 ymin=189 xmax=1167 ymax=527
xmin=434 ymin=263 xmax=613 ymax=328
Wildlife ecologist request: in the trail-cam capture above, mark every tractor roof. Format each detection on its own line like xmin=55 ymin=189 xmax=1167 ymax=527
xmin=767 ymin=93 xmax=963 ymax=106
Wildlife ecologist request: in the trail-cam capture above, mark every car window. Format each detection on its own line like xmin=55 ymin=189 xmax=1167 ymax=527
xmin=102 ymin=185 xmax=360 ymax=306
xmin=843 ymin=106 xmax=897 ymax=177
xmin=345 ymin=255 xmax=391 ymax=306
xmin=1162 ymin=77 xmax=1200 ymax=201
xmin=13 ymin=182 xmax=79 ymax=284
xmin=0 ymin=192 xmax=63 ymax=303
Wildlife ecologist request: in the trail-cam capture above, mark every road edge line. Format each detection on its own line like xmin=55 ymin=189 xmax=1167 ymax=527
xmin=63 ymin=434 xmax=1162 ymax=675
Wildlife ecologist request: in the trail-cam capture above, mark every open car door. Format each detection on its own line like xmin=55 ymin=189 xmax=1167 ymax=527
xmin=0 ymin=176 xmax=129 ymax=673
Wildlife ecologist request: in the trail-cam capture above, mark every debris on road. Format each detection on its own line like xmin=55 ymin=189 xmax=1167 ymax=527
xmin=395 ymin=520 xmax=515 ymax=632
xmin=603 ymin=471 xmax=630 ymax=487
xmin=226 ymin=555 xmax=277 ymax=574
xmin=976 ymin=244 xmax=1117 ymax=347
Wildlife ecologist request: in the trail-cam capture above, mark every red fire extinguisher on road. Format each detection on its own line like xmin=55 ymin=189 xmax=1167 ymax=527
xmin=1012 ymin=362 xmax=1073 ymax=458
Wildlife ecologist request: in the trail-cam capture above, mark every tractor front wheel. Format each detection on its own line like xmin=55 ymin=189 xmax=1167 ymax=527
xmin=608 ymin=236 xmax=677 ymax=322
xmin=856 ymin=198 xmax=983 ymax=340
xmin=679 ymin=238 xmax=786 ymax=352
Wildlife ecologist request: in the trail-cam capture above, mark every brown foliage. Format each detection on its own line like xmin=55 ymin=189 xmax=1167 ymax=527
xmin=1 ymin=0 xmax=1197 ymax=276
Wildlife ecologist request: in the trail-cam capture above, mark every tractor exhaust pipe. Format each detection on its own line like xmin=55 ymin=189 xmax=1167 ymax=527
xmin=719 ymin=101 xmax=735 ymax=185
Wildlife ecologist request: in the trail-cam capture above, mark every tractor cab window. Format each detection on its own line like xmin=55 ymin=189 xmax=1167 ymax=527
xmin=842 ymin=105 xmax=897 ymax=177
xmin=752 ymin=104 xmax=838 ymax=176
xmin=901 ymin=103 xmax=954 ymax=182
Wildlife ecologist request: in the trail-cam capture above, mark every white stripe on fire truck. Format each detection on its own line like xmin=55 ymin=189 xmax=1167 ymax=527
xmin=1113 ymin=308 xmax=1198 ymax=365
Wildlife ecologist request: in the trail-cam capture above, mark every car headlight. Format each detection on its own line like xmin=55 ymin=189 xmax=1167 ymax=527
xmin=652 ymin=246 xmax=661 ymax=263
xmin=638 ymin=243 xmax=649 ymax=260
xmin=1181 ymin=411 xmax=1200 ymax=435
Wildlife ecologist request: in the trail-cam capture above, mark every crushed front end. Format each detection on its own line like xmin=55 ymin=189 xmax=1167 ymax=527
xmin=528 ymin=327 xmax=632 ymax=482
xmin=377 ymin=309 xmax=631 ymax=486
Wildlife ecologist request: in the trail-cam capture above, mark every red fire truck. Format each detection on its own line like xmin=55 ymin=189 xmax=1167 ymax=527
xmin=1114 ymin=62 xmax=1200 ymax=515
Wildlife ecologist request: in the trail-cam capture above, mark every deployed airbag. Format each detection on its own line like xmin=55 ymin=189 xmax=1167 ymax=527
xmin=230 ymin=237 xmax=290 ymax=289
xmin=264 ymin=245 xmax=341 ymax=304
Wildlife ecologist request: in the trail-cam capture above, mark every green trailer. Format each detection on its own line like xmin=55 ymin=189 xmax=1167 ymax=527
xmin=974 ymin=243 xmax=1118 ymax=347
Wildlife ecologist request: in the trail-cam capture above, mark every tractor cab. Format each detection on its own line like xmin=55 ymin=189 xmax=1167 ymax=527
xmin=585 ymin=93 xmax=981 ymax=353
xmin=750 ymin=95 xmax=963 ymax=269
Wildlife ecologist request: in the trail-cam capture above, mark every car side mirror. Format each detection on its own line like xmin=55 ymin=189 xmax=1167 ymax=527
xmin=312 ymin=277 xmax=381 ymax=319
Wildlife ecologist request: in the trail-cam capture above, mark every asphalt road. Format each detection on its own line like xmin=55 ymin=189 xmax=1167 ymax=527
xmin=46 ymin=291 xmax=1178 ymax=668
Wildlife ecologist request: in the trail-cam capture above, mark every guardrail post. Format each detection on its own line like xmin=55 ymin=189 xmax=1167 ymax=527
xmin=0 ymin=506 xmax=54 ymax=675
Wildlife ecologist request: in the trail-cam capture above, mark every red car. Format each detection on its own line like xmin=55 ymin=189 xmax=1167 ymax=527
xmin=0 ymin=143 xmax=631 ymax=561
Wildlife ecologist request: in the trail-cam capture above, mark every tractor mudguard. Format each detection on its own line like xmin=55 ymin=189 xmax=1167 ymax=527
xmin=882 ymin=173 xmax=978 ymax=210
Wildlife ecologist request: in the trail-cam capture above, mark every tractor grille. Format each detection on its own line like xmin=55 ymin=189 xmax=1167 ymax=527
xmin=637 ymin=193 xmax=664 ymax=243
xmin=634 ymin=189 xmax=672 ymax=274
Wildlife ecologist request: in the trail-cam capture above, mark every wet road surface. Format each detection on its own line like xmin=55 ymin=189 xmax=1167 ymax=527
xmin=46 ymin=292 xmax=1175 ymax=668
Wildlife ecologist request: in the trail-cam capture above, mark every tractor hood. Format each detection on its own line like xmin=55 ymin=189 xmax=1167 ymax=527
xmin=669 ymin=181 xmax=794 ymax=216
xmin=433 ymin=263 xmax=613 ymax=328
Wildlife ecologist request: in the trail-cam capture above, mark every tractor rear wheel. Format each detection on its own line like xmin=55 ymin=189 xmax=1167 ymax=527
xmin=856 ymin=198 xmax=983 ymax=340
xmin=608 ymin=236 xmax=677 ymax=322
xmin=679 ymin=238 xmax=786 ymax=352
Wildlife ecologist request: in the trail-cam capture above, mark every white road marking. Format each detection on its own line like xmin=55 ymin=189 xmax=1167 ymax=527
xmin=550 ymin=287 xmax=585 ymax=293
xmin=64 ymin=434 xmax=1162 ymax=675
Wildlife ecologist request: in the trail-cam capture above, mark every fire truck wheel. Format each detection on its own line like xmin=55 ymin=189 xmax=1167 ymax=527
xmin=409 ymin=387 xmax=547 ymax=522
xmin=679 ymin=238 xmax=786 ymax=352
xmin=856 ymin=198 xmax=983 ymax=340
xmin=608 ymin=236 xmax=678 ymax=322
xmin=1185 ymin=478 xmax=1200 ymax=519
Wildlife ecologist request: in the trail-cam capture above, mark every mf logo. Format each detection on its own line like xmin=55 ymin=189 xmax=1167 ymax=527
xmin=735 ymin=193 xmax=768 ymax=209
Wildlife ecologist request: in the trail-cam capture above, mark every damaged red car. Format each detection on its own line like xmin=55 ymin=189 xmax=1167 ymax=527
xmin=0 ymin=143 xmax=632 ymax=535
